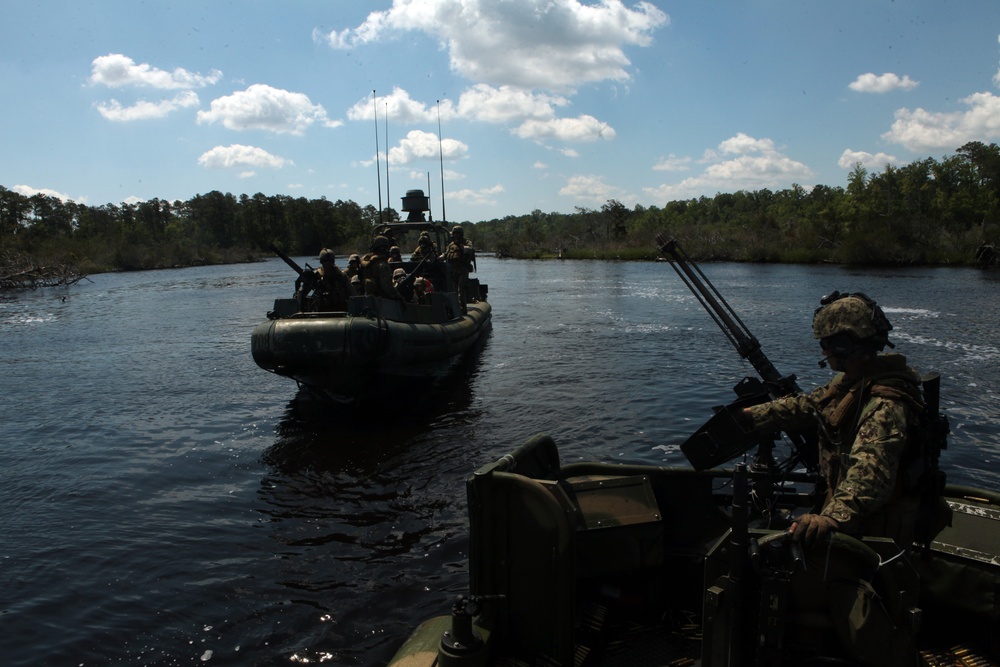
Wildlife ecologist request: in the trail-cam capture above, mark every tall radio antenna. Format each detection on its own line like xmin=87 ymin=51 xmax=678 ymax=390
xmin=384 ymin=101 xmax=390 ymax=218
xmin=373 ymin=90 xmax=383 ymax=224
xmin=426 ymin=171 xmax=433 ymax=221
xmin=436 ymin=100 xmax=447 ymax=223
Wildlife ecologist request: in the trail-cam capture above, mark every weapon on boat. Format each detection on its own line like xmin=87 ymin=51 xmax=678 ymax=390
xmin=654 ymin=234 xmax=819 ymax=474
xmin=269 ymin=243 xmax=319 ymax=309
xmin=269 ymin=243 xmax=308 ymax=276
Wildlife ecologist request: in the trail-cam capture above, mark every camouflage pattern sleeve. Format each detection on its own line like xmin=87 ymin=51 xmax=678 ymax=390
xmin=821 ymin=397 xmax=909 ymax=532
xmin=745 ymin=383 xmax=829 ymax=432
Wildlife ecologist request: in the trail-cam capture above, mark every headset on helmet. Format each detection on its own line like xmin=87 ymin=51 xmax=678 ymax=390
xmin=813 ymin=291 xmax=894 ymax=360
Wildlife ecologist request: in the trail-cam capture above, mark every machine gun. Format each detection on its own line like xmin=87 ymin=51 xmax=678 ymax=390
xmin=655 ymin=234 xmax=819 ymax=474
xmin=269 ymin=243 xmax=319 ymax=309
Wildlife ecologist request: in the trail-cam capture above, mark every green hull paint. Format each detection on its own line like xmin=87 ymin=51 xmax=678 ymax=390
xmin=389 ymin=434 xmax=1000 ymax=667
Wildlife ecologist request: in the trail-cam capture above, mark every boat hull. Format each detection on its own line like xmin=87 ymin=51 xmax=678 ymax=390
xmin=251 ymin=297 xmax=491 ymax=397
xmin=388 ymin=434 xmax=1000 ymax=667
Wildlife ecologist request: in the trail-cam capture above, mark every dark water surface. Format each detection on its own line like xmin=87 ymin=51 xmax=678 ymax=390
xmin=2 ymin=257 xmax=998 ymax=666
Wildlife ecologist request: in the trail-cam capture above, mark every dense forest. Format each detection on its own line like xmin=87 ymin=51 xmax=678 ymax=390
xmin=2 ymin=142 xmax=998 ymax=282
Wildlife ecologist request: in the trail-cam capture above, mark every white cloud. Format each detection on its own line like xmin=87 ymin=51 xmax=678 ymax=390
xmin=881 ymin=91 xmax=1000 ymax=151
xmin=456 ymin=84 xmax=568 ymax=123
xmin=347 ymin=87 xmax=456 ymax=125
xmin=197 ymin=144 xmax=292 ymax=170
xmin=559 ymin=174 xmax=626 ymax=204
xmin=652 ymin=154 xmax=692 ymax=172
xmin=197 ymin=84 xmax=341 ymax=135
xmin=848 ymin=72 xmax=919 ymax=93
xmin=95 ymin=91 xmax=200 ymax=122
xmin=838 ymin=149 xmax=898 ymax=172
xmin=89 ymin=53 xmax=221 ymax=89
xmin=317 ymin=0 xmax=669 ymax=91
xmin=388 ymin=130 xmax=468 ymax=165
xmin=12 ymin=185 xmax=77 ymax=202
xmin=447 ymin=183 xmax=505 ymax=207
xmin=515 ymin=115 xmax=615 ymax=142
xmin=644 ymin=133 xmax=813 ymax=200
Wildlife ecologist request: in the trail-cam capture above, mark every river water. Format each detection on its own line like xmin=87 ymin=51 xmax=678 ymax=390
xmin=2 ymin=256 xmax=998 ymax=666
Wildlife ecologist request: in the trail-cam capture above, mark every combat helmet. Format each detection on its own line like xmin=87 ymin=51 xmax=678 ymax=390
xmin=451 ymin=225 xmax=464 ymax=237
xmin=370 ymin=235 xmax=391 ymax=254
xmin=318 ymin=249 xmax=336 ymax=264
xmin=813 ymin=291 xmax=893 ymax=355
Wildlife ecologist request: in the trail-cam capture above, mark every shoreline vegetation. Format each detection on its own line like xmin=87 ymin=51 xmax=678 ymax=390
xmin=2 ymin=142 xmax=998 ymax=291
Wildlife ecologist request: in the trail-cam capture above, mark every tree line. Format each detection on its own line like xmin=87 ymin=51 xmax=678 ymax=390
xmin=2 ymin=142 xmax=998 ymax=278
xmin=473 ymin=141 xmax=1000 ymax=265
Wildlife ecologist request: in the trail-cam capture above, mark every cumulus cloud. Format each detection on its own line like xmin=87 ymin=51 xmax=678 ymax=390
xmin=848 ymin=72 xmax=919 ymax=93
xmin=515 ymin=115 xmax=616 ymax=142
xmin=316 ymin=0 xmax=669 ymax=91
xmin=197 ymin=84 xmax=341 ymax=135
xmin=387 ymin=130 xmax=469 ymax=165
xmin=347 ymin=88 xmax=455 ymax=124
xmin=457 ymin=84 xmax=568 ymax=123
xmin=89 ymin=53 xmax=221 ymax=89
xmin=559 ymin=174 xmax=626 ymax=204
xmin=881 ymin=91 xmax=1000 ymax=151
xmin=95 ymin=91 xmax=200 ymax=122
xmin=652 ymin=154 xmax=692 ymax=172
xmin=838 ymin=149 xmax=898 ymax=172
xmin=12 ymin=185 xmax=77 ymax=202
xmin=448 ymin=183 xmax=505 ymax=207
xmin=197 ymin=144 xmax=292 ymax=170
xmin=644 ymin=133 xmax=813 ymax=201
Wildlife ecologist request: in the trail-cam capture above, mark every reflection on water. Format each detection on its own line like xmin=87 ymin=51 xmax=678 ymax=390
xmin=1 ymin=259 xmax=998 ymax=666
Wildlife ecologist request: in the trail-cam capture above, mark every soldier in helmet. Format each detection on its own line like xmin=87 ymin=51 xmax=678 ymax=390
xmin=444 ymin=225 xmax=476 ymax=311
xmin=411 ymin=231 xmax=439 ymax=262
xmin=344 ymin=253 xmax=362 ymax=282
xmin=741 ymin=292 xmax=937 ymax=549
xmin=360 ymin=236 xmax=404 ymax=301
xmin=296 ymin=249 xmax=351 ymax=312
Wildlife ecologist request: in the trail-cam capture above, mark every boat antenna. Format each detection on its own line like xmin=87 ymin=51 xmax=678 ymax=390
xmin=373 ymin=90 xmax=383 ymax=224
xmin=426 ymin=171 xmax=433 ymax=221
xmin=437 ymin=99 xmax=446 ymax=223
xmin=385 ymin=101 xmax=390 ymax=219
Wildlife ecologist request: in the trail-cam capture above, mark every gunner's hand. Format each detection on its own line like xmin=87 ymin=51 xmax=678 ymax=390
xmin=790 ymin=513 xmax=839 ymax=547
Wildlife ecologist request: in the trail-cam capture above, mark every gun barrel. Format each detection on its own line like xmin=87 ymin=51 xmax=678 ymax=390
xmin=656 ymin=234 xmax=794 ymax=394
xmin=269 ymin=243 xmax=304 ymax=275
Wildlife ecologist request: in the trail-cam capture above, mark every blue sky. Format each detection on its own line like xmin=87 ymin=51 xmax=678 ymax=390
xmin=4 ymin=1 xmax=1000 ymax=222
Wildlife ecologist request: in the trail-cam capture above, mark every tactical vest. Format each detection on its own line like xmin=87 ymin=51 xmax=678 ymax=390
xmin=814 ymin=357 xmax=949 ymax=545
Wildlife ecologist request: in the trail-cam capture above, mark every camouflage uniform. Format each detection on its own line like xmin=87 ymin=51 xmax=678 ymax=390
xmin=315 ymin=264 xmax=352 ymax=311
xmin=444 ymin=227 xmax=475 ymax=310
xmin=747 ymin=353 xmax=923 ymax=542
xmin=411 ymin=232 xmax=439 ymax=262
xmin=361 ymin=237 xmax=403 ymax=301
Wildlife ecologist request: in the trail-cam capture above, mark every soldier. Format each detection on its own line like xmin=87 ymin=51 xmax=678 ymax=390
xmin=444 ymin=225 xmax=476 ymax=311
xmin=388 ymin=246 xmax=404 ymax=264
xmin=392 ymin=267 xmax=414 ymax=302
xmin=361 ymin=236 xmax=404 ymax=301
xmin=741 ymin=292 xmax=943 ymax=549
xmin=345 ymin=253 xmax=362 ymax=281
xmin=296 ymin=249 xmax=351 ymax=312
xmin=411 ymin=231 xmax=439 ymax=262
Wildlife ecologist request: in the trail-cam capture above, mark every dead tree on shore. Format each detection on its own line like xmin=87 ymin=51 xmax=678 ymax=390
xmin=0 ymin=251 xmax=88 ymax=292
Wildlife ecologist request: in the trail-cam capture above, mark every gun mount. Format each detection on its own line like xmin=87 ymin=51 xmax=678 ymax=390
xmin=655 ymin=234 xmax=819 ymax=475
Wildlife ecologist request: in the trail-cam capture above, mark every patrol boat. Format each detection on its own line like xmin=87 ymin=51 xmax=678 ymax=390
xmin=387 ymin=238 xmax=999 ymax=667
xmin=389 ymin=434 xmax=999 ymax=667
xmin=251 ymin=190 xmax=491 ymax=401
